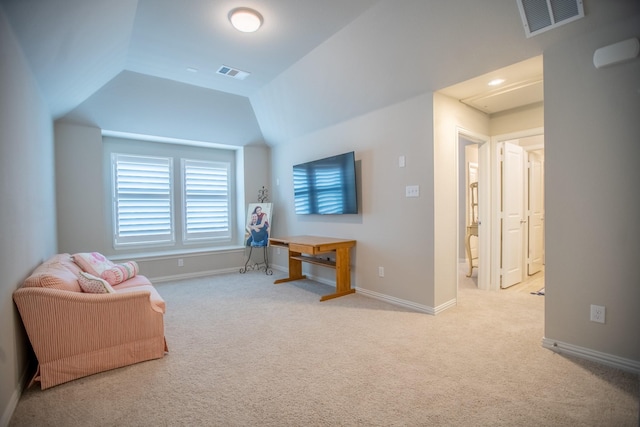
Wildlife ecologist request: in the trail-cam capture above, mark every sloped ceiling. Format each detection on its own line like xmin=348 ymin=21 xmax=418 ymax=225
xmin=2 ymin=0 xmax=638 ymax=147
xmin=1 ymin=0 xmax=380 ymax=146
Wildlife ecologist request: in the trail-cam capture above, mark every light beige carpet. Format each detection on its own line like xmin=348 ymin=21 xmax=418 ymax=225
xmin=9 ymin=268 xmax=639 ymax=426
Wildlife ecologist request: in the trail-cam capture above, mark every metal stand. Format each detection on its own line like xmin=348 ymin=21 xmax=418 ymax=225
xmin=239 ymin=244 xmax=272 ymax=275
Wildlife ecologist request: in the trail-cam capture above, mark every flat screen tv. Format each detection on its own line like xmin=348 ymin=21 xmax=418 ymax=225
xmin=293 ymin=151 xmax=358 ymax=215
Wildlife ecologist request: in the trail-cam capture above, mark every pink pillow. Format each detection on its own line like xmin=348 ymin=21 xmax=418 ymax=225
xmin=72 ymin=252 xmax=115 ymax=276
xmin=78 ymin=272 xmax=115 ymax=294
xmin=100 ymin=261 xmax=139 ymax=285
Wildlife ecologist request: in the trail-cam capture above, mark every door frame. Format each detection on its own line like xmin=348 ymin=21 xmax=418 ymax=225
xmin=490 ymin=127 xmax=544 ymax=290
xmin=456 ymin=128 xmax=490 ymax=291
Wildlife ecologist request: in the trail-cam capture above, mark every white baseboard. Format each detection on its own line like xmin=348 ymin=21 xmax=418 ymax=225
xmin=270 ymin=264 xmax=450 ymax=315
xmin=542 ymin=337 xmax=640 ymax=375
xmin=1 ymin=364 xmax=32 ymax=427
xmin=150 ymin=267 xmax=242 ymax=283
xmin=356 ymin=287 xmax=436 ymax=314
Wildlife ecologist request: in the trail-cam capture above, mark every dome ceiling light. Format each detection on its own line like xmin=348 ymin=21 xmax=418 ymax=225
xmin=229 ymin=8 xmax=263 ymax=33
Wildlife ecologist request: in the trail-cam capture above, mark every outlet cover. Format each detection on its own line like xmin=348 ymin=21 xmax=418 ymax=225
xmin=405 ymin=185 xmax=419 ymax=197
xmin=590 ymin=304 xmax=605 ymax=323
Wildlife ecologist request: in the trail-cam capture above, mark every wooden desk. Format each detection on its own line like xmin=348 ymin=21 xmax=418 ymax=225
xmin=269 ymin=235 xmax=356 ymax=301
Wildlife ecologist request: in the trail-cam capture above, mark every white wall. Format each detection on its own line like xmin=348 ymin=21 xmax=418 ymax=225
xmin=0 ymin=7 xmax=56 ymax=424
xmin=543 ymin=14 xmax=640 ymax=363
xmin=270 ymin=93 xmax=436 ymax=309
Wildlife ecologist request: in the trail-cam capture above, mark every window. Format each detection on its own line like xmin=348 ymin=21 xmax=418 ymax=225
xmin=112 ymin=154 xmax=174 ymax=247
xmin=110 ymin=152 xmax=232 ymax=249
xmin=182 ymin=159 xmax=231 ymax=242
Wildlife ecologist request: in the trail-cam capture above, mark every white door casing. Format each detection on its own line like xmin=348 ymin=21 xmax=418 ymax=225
xmin=528 ymin=150 xmax=544 ymax=275
xmin=501 ymin=141 xmax=525 ymax=288
xmin=477 ymin=141 xmax=490 ymax=290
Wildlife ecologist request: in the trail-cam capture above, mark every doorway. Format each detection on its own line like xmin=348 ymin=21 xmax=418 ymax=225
xmin=457 ymin=130 xmax=545 ymax=292
xmin=496 ymin=133 xmax=545 ymax=290
xmin=457 ymin=131 xmax=490 ymax=291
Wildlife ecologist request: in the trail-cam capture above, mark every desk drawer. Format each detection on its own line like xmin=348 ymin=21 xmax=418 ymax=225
xmin=288 ymin=243 xmax=314 ymax=255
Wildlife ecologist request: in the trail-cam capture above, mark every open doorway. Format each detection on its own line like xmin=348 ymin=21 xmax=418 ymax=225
xmin=457 ymin=129 xmax=545 ymax=294
xmin=436 ymin=55 xmax=545 ymax=309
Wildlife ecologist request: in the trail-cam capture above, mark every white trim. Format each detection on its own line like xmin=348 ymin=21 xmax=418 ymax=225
xmin=271 ymin=263 xmax=442 ymax=315
xmin=456 ymin=128 xmax=491 ymax=291
xmin=108 ymin=246 xmax=245 ymax=262
xmin=150 ymin=267 xmax=241 ymax=283
xmin=542 ymin=338 xmax=640 ymax=375
xmin=1 ymin=363 xmax=33 ymax=427
xmin=356 ymin=287 xmax=439 ymax=314
xmin=102 ymin=129 xmax=240 ymax=151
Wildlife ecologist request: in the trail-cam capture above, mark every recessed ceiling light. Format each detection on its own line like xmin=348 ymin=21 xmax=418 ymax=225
xmin=229 ymin=8 xmax=263 ymax=33
xmin=488 ymin=78 xmax=505 ymax=87
xmin=186 ymin=67 xmax=198 ymax=73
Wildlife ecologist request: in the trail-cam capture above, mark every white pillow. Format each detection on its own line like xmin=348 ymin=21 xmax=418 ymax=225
xmin=78 ymin=271 xmax=115 ymax=294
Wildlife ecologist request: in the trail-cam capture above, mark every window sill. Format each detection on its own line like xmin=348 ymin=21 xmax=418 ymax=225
xmin=109 ymin=245 xmax=245 ymax=262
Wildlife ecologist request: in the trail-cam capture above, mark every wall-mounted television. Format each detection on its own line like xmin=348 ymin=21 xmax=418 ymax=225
xmin=293 ymin=151 xmax=358 ymax=215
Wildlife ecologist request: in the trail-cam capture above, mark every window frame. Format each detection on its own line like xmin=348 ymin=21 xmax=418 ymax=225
xmin=181 ymin=158 xmax=232 ymax=243
xmin=111 ymin=153 xmax=175 ymax=248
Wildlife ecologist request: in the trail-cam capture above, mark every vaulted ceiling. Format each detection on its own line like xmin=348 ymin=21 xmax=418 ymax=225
xmin=3 ymin=1 xmax=635 ymax=147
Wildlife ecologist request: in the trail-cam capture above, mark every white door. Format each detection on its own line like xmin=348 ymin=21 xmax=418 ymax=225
xmin=477 ymin=141 xmax=490 ymax=290
xmin=501 ymin=142 xmax=525 ymax=288
xmin=528 ymin=150 xmax=544 ymax=275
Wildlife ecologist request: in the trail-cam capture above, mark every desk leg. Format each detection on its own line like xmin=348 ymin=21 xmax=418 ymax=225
xmin=274 ymin=250 xmax=306 ymax=284
xmin=319 ymin=247 xmax=355 ymax=301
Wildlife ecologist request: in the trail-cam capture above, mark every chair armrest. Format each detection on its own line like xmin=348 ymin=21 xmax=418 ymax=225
xmin=13 ymin=287 xmax=165 ymax=364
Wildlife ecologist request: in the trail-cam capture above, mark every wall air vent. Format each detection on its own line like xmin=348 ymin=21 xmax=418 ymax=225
xmin=216 ymin=65 xmax=250 ymax=80
xmin=517 ymin=0 xmax=584 ymax=38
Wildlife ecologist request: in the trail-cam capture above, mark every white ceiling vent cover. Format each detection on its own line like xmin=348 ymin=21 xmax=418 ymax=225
xmin=517 ymin=0 xmax=584 ymax=38
xmin=217 ymin=65 xmax=250 ymax=80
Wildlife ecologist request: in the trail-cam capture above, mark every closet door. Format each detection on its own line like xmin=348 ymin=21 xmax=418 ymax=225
xmin=501 ymin=142 xmax=525 ymax=288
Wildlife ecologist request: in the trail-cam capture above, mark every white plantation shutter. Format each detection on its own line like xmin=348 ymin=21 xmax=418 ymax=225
xmin=182 ymin=159 xmax=230 ymax=241
xmin=112 ymin=154 xmax=174 ymax=247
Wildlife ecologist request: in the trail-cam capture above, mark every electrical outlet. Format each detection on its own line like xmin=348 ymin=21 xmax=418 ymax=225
xmin=177 ymin=258 xmax=184 ymax=267
xmin=405 ymin=185 xmax=419 ymax=198
xmin=590 ymin=304 xmax=605 ymax=323
xmin=378 ymin=266 xmax=384 ymax=277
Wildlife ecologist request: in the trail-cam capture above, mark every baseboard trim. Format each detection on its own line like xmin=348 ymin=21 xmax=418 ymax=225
xmin=542 ymin=337 xmax=640 ymax=375
xmin=269 ymin=265 xmax=446 ymax=315
xmin=355 ymin=287 xmax=438 ymax=314
xmin=150 ymin=267 xmax=241 ymax=283
xmin=1 ymin=363 xmax=33 ymax=427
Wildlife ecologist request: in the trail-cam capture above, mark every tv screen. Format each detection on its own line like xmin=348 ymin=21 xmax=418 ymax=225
xmin=293 ymin=151 xmax=358 ymax=215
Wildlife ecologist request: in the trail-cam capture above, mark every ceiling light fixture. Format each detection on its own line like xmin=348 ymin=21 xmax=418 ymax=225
xmin=488 ymin=78 xmax=505 ymax=87
xmin=229 ymin=8 xmax=263 ymax=33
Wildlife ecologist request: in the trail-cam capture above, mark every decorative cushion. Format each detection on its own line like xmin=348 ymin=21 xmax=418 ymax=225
xmin=72 ymin=252 xmax=115 ymax=276
xmin=100 ymin=261 xmax=139 ymax=285
xmin=77 ymin=272 xmax=115 ymax=294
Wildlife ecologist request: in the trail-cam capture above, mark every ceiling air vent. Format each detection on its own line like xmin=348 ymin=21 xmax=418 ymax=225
xmin=517 ymin=0 xmax=584 ymax=38
xmin=217 ymin=65 xmax=250 ymax=80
